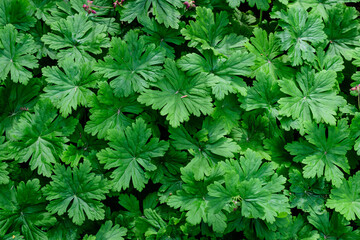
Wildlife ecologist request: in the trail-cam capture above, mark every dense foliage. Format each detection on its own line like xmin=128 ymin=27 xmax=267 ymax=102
xmin=2 ymin=0 xmax=360 ymax=239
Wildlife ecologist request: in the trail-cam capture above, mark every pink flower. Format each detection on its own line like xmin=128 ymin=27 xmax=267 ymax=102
xmin=113 ymin=0 xmax=124 ymax=8
xmin=184 ymin=1 xmax=196 ymax=9
xmin=113 ymin=0 xmax=120 ymax=8
xmin=350 ymin=84 xmax=360 ymax=91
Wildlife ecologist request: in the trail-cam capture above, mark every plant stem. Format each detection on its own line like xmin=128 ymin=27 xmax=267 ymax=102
xmin=258 ymin=10 xmax=263 ymax=25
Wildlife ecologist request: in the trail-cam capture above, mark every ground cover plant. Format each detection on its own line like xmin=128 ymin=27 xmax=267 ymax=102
xmin=2 ymin=0 xmax=360 ymax=239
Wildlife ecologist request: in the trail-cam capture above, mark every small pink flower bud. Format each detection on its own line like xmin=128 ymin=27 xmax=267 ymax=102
xmin=184 ymin=1 xmax=190 ymax=9
xmin=87 ymin=0 xmax=93 ymax=4
xmin=350 ymin=84 xmax=360 ymax=91
xmin=91 ymin=9 xmax=96 ymax=14
xmin=114 ymin=0 xmax=122 ymax=8
xmin=83 ymin=4 xmax=88 ymax=9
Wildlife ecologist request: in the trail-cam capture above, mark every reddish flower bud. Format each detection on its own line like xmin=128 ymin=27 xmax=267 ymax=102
xmin=350 ymin=84 xmax=360 ymax=91
xmin=91 ymin=9 xmax=96 ymax=14
xmin=83 ymin=4 xmax=88 ymax=9
xmin=184 ymin=1 xmax=190 ymax=9
xmin=184 ymin=1 xmax=196 ymax=9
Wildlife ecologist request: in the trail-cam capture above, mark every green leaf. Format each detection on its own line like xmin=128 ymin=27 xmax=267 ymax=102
xmin=47 ymin=217 xmax=81 ymax=240
xmin=181 ymin=7 xmax=247 ymax=55
xmin=140 ymin=17 xmax=184 ymax=58
xmin=287 ymin=168 xmax=328 ymax=214
xmin=83 ymin=221 xmax=127 ymax=240
xmin=278 ymin=67 xmax=346 ymax=127
xmin=327 ymin=171 xmax=360 ymax=220
xmin=276 ymin=214 xmax=320 ymax=240
xmin=42 ymin=59 xmax=99 ymax=117
xmin=138 ymin=59 xmax=213 ymax=128
xmin=313 ymin=47 xmax=344 ymax=72
xmin=0 ymin=160 xmax=9 ymax=184
xmin=7 ymin=100 xmax=78 ymax=177
xmin=0 ymin=24 xmax=38 ymax=84
xmin=276 ymin=7 xmax=327 ymax=66
xmin=207 ymin=149 xmax=289 ymax=225
xmin=43 ymin=0 xmax=119 ymax=35
xmin=231 ymin=114 xmax=271 ymax=160
xmin=42 ymin=161 xmax=109 ymax=225
xmin=118 ymin=194 xmax=141 ymax=214
xmin=97 ymin=118 xmax=169 ymax=191
xmin=242 ymin=72 xmax=283 ymax=115
xmin=226 ymin=0 xmax=244 ymax=8
xmin=245 ymin=28 xmax=295 ymax=80
xmin=240 ymin=179 xmax=286 ymax=222
xmin=3 ymin=232 xmax=24 ymax=240
xmin=0 ymin=0 xmax=36 ymax=31
xmin=150 ymin=147 xmax=187 ymax=184
xmin=121 ymin=0 xmax=183 ymax=29
xmin=167 ymin=166 xmax=224 ymax=229
xmin=178 ymin=50 xmax=255 ymax=100
xmin=285 ymin=119 xmax=352 ymax=187
xmin=287 ymin=0 xmax=352 ymax=21
xmin=212 ymin=94 xmax=242 ymax=132
xmin=308 ymin=211 xmax=360 ymax=239
xmin=61 ymin=123 xmax=105 ymax=167
xmin=30 ymin=21 xmax=57 ymax=59
xmin=247 ymin=0 xmax=270 ymax=10
xmin=350 ymin=112 xmax=360 ymax=155
xmin=324 ymin=4 xmax=360 ymax=60
xmin=0 ymin=179 xmax=56 ymax=240
xmin=85 ymin=82 xmax=143 ymax=139
xmin=41 ymin=13 xmax=110 ymax=64
xmin=29 ymin=0 xmax=60 ymax=21
xmin=95 ymin=30 xmax=165 ymax=97
xmin=0 ymin=80 xmax=39 ymax=136
xmin=264 ymin=137 xmax=293 ymax=168
xmin=170 ymin=117 xmax=240 ymax=180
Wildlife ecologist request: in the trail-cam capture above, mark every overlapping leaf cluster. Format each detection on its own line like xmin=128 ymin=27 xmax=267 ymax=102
xmin=1 ymin=0 xmax=360 ymax=239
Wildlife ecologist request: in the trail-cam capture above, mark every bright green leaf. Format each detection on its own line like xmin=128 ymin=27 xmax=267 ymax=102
xmin=0 ymin=24 xmax=38 ymax=84
xmin=95 ymin=30 xmax=165 ymax=97
xmin=97 ymin=118 xmax=169 ymax=191
xmin=43 ymin=161 xmax=109 ymax=225
xmin=138 ymin=59 xmax=213 ymax=128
